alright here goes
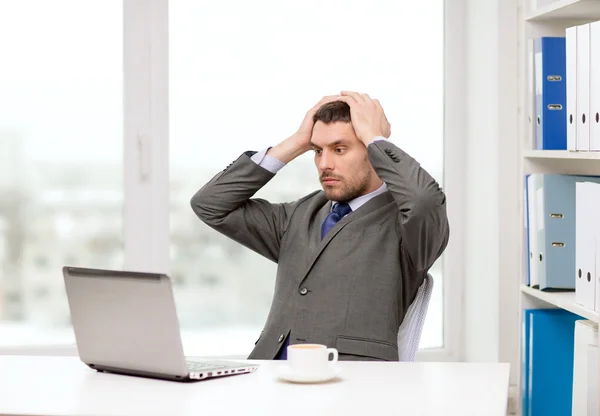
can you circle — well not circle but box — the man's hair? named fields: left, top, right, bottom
left=313, top=101, right=351, bottom=124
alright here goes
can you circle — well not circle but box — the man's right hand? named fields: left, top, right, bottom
left=266, top=95, right=342, bottom=164
left=291, top=95, right=344, bottom=152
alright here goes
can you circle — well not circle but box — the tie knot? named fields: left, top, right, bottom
left=321, top=202, right=352, bottom=240
left=332, top=202, right=352, bottom=217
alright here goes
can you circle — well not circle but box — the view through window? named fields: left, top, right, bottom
left=0, top=1, right=123, bottom=346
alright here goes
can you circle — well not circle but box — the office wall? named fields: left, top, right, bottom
left=462, top=0, right=520, bottom=382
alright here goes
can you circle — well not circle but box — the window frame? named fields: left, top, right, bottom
left=123, top=0, right=170, bottom=274
left=415, top=0, right=465, bottom=362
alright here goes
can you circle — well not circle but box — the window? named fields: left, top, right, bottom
left=169, top=0, right=444, bottom=355
left=0, top=1, right=123, bottom=344
left=0, top=0, right=452, bottom=358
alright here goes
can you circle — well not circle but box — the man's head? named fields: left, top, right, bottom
left=310, top=101, right=382, bottom=202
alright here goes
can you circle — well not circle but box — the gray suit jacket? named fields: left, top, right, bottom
left=190, top=140, right=449, bottom=361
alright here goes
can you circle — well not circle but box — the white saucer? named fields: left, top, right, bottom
left=276, top=364, right=341, bottom=383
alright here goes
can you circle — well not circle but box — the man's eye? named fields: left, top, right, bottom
left=335, top=148, right=345, bottom=153
left=313, top=149, right=322, bottom=155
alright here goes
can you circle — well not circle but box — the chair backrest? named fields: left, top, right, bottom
left=397, top=273, right=434, bottom=361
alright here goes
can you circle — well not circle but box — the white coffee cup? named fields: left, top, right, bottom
left=286, top=343, right=338, bottom=374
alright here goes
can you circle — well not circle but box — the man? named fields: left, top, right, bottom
left=191, top=91, right=449, bottom=361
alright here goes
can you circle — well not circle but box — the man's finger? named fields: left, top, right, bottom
left=310, top=95, right=342, bottom=112
left=373, top=99, right=391, bottom=137
left=374, top=99, right=389, bottom=121
left=360, top=93, right=374, bottom=105
left=323, top=94, right=342, bottom=102
left=341, top=91, right=366, bottom=105
left=317, top=95, right=342, bottom=106
left=336, top=95, right=359, bottom=107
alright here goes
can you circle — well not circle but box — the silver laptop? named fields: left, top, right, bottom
left=62, top=266, right=259, bottom=382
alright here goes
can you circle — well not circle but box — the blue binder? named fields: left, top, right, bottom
left=521, top=309, right=532, bottom=414
left=533, top=174, right=600, bottom=290
left=522, top=309, right=581, bottom=416
left=534, top=37, right=567, bottom=150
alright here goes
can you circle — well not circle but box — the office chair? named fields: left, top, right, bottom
left=397, top=273, right=434, bottom=361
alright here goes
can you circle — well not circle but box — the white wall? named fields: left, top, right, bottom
left=496, top=0, right=521, bottom=387
left=463, top=0, right=500, bottom=363
left=462, top=0, right=520, bottom=384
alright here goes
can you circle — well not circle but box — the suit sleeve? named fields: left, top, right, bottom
left=367, top=139, right=449, bottom=273
left=190, top=151, right=298, bottom=263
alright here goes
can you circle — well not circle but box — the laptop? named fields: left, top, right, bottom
left=62, top=266, right=259, bottom=382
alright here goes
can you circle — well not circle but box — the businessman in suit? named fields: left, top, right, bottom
left=191, top=91, right=449, bottom=361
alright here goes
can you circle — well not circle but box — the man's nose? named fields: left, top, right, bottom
left=318, top=151, right=334, bottom=171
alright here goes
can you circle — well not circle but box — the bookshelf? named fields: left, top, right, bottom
left=525, top=0, right=600, bottom=22
left=525, top=0, right=600, bottom=21
left=517, top=0, right=600, bottom=413
left=521, top=285, right=600, bottom=322
left=523, top=149, right=600, bottom=160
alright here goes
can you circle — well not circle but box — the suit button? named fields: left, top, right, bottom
left=278, top=334, right=284, bottom=343
left=299, top=287, right=308, bottom=295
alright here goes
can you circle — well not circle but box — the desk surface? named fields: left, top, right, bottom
left=0, top=355, right=509, bottom=416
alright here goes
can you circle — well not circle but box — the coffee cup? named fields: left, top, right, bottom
left=286, top=343, right=338, bottom=374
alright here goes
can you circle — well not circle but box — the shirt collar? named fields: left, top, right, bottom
left=331, top=182, right=388, bottom=212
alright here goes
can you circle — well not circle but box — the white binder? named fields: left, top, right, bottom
left=523, top=186, right=529, bottom=285
left=590, top=21, right=600, bottom=151
left=572, top=320, right=598, bottom=416
left=576, top=182, right=596, bottom=309
left=527, top=38, right=536, bottom=150
left=596, top=178, right=600, bottom=312
left=585, top=182, right=597, bottom=310
left=576, top=181, right=585, bottom=305
left=588, top=345, right=599, bottom=416
left=577, top=24, right=591, bottom=151
left=566, top=25, right=578, bottom=151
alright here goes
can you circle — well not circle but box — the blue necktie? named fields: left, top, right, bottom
left=321, top=202, right=352, bottom=240
left=276, top=335, right=290, bottom=360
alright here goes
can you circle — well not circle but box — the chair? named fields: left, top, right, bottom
left=396, top=273, right=434, bottom=361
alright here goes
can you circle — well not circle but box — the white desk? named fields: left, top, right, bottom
left=0, top=355, right=509, bottom=416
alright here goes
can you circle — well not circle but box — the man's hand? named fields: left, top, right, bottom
left=266, top=95, right=342, bottom=164
left=339, top=91, right=391, bottom=146
left=290, top=95, right=344, bottom=152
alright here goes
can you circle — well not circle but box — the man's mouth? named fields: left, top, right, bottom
left=322, top=178, right=340, bottom=184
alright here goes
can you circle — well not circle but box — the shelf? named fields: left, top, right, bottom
left=523, top=149, right=600, bottom=160
left=526, top=0, right=600, bottom=21
left=521, top=284, right=599, bottom=322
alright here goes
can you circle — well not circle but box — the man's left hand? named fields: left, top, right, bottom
left=339, top=91, right=392, bottom=146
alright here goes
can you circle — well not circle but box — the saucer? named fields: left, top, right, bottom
left=276, top=364, right=341, bottom=384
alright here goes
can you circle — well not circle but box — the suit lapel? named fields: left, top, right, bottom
left=308, top=200, right=332, bottom=251
left=297, top=191, right=393, bottom=287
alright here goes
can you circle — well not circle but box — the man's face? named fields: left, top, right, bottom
left=310, top=121, right=374, bottom=202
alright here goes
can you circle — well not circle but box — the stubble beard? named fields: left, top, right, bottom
left=322, top=168, right=372, bottom=202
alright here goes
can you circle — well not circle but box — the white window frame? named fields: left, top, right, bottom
left=1, top=0, right=465, bottom=361
left=123, top=0, right=170, bottom=274
left=415, top=0, right=466, bottom=362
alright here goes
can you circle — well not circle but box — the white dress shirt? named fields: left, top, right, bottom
left=250, top=136, right=389, bottom=215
